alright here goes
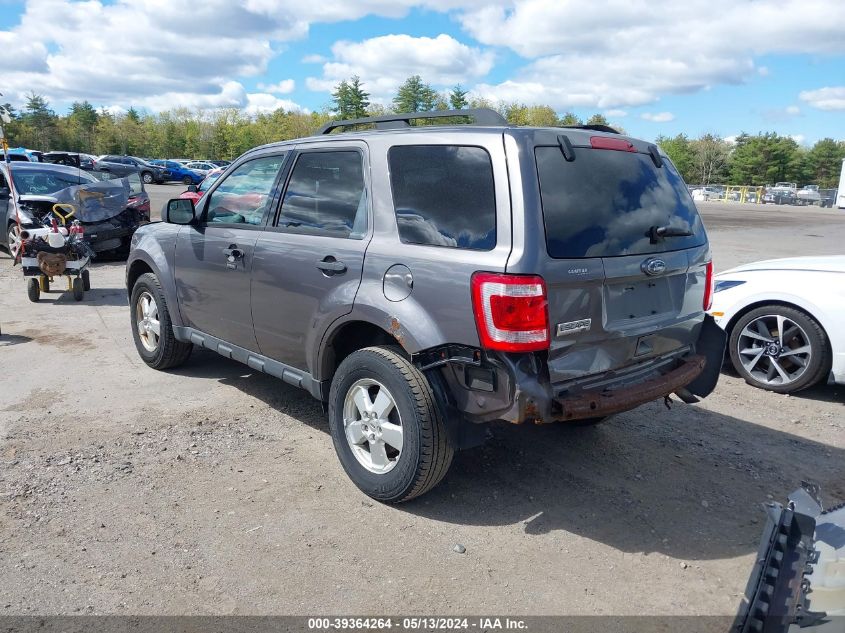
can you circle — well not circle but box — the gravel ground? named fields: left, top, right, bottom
left=0, top=194, right=843, bottom=615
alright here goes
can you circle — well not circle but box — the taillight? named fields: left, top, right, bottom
left=703, top=261, right=714, bottom=311
left=471, top=272, right=549, bottom=352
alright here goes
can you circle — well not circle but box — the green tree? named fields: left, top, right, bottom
left=332, top=76, right=370, bottom=120
left=331, top=80, right=351, bottom=118
left=691, top=133, right=731, bottom=184
left=806, top=138, right=845, bottom=188
left=21, top=92, right=57, bottom=149
left=729, top=133, right=803, bottom=185
left=393, top=75, right=437, bottom=114
left=449, top=85, right=469, bottom=110
left=586, top=113, right=609, bottom=127
left=655, top=133, right=695, bottom=182
left=559, top=112, right=582, bottom=126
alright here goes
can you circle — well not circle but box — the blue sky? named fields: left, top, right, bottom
left=1, top=0, right=844, bottom=144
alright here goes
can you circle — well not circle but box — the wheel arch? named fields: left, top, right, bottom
left=316, top=319, right=404, bottom=384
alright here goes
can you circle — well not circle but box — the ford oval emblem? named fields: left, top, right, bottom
left=642, top=258, right=667, bottom=276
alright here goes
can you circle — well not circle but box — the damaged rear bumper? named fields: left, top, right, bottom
left=438, top=315, right=726, bottom=424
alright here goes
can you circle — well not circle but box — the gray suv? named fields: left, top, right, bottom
left=126, top=109, right=726, bottom=503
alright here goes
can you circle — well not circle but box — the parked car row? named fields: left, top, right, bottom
left=5, top=148, right=231, bottom=185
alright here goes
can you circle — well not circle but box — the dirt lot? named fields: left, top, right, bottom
left=1, top=192, right=843, bottom=615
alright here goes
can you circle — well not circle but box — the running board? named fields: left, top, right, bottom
left=172, top=326, right=325, bottom=400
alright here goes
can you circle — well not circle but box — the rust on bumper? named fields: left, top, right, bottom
left=556, top=354, right=706, bottom=421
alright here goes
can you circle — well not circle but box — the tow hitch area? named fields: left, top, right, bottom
left=556, top=355, right=705, bottom=421
left=734, top=482, right=845, bottom=632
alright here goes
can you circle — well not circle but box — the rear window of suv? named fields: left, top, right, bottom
left=535, top=146, right=706, bottom=258
left=388, top=145, right=496, bottom=250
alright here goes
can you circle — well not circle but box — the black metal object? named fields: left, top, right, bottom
left=315, top=108, right=508, bottom=135
left=733, top=483, right=827, bottom=633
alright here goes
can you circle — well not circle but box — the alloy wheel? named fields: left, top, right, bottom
left=342, top=378, right=404, bottom=474
left=736, top=314, right=812, bottom=387
left=135, top=291, right=161, bottom=352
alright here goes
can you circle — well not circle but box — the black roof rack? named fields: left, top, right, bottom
left=315, top=108, right=508, bottom=135
left=560, top=124, right=620, bottom=134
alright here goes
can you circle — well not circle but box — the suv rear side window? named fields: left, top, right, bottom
left=388, top=145, right=496, bottom=250
left=277, top=151, right=367, bottom=239
left=535, top=146, right=706, bottom=258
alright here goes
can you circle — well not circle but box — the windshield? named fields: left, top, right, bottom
left=535, top=146, right=707, bottom=258
left=199, top=172, right=222, bottom=192
left=11, top=168, right=95, bottom=195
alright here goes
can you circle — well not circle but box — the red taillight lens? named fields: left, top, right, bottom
left=471, top=272, right=549, bottom=352
left=703, top=261, right=714, bottom=311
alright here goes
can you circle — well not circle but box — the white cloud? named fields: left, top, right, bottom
left=302, top=54, right=328, bottom=63
left=724, top=135, right=738, bottom=145
left=785, top=105, right=801, bottom=115
left=757, top=66, right=770, bottom=76
left=245, top=93, right=307, bottom=114
left=604, top=109, right=628, bottom=118
left=306, top=34, right=495, bottom=101
left=257, top=79, right=296, bottom=94
left=641, top=112, right=675, bottom=122
left=459, top=0, right=845, bottom=109
left=799, top=86, right=845, bottom=111
left=790, top=134, right=806, bottom=144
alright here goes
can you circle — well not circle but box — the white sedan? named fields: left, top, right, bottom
left=709, top=256, right=845, bottom=393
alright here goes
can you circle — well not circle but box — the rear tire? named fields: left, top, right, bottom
left=72, top=277, right=84, bottom=301
left=182, top=175, right=193, bottom=185
left=27, top=278, right=40, bottom=302
left=130, top=272, right=192, bottom=370
left=729, top=305, right=829, bottom=394
left=329, top=346, right=454, bottom=503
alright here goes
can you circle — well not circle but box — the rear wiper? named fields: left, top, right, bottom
left=647, top=225, right=693, bottom=244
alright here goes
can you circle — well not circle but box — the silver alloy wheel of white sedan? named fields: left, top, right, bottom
left=7, top=224, right=21, bottom=256
left=342, top=378, right=404, bottom=474
left=135, top=291, right=161, bottom=353
left=737, top=314, right=812, bottom=387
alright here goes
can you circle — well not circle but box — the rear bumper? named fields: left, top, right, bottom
left=439, top=315, right=726, bottom=424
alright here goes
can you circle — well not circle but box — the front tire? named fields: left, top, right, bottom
left=141, top=171, right=154, bottom=184
left=130, top=272, right=192, bottom=369
left=729, top=305, right=830, bottom=394
left=182, top=175, right=193, bottom=185
left=328, top=346, right=454, bottom=503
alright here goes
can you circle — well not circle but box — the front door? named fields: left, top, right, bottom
left=174, top=153, right=288, bottom=351
left=251, top=145, right=370, bottom=371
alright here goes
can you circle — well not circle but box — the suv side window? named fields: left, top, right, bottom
left=388, top=145, right=496, bottom=250
left=204, top=155, right=286, bottom=226
left=276, top=151, right=366, bottom=239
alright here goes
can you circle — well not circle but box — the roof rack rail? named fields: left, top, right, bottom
left=315, top=108, right=508, bottom=135
left=560, top=124, right=620, bottom=134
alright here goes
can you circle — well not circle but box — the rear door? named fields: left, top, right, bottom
left=174, top=153, right=287, bottom=351
left=251, top=143, right=370, bottom=371
left=528, top=138, right=709, bottom=383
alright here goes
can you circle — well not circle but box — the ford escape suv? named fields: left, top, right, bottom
left=126, top=108, right=725, bottom=503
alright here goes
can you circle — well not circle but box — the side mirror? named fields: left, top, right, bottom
left=187, top=184, right=198, bottom=193
left=164, top=198, right=196, bottom=225
left=0, top=186, right=9, bottom=199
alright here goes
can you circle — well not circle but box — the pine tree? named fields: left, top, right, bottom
left=449, top=85, right=469, bottom=110
left=347, top=76, right=370, bottom=119
left=393, top=75, right=437, bottom=113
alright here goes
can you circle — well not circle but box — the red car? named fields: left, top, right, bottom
left=179, top=167, right=224, bottom=204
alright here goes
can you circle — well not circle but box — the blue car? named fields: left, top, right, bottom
left=149, top=160, right=203, bottom=185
